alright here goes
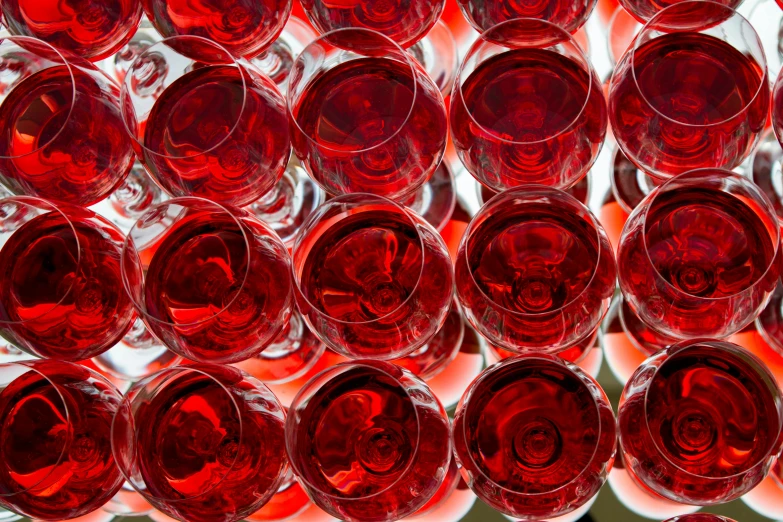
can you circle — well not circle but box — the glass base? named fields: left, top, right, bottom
left=106, top=161, right=165, bottom=233
left=741, top=0, right=783, bottom=78
left=251, top=17, right=317, bottom=93
left=749, top=128, right=783, bottom=222
left=476, top=171, right=591, bottom=207
left=109, top=16, right=161, bottom=83
left=407, top=20, right=458, bottom=95
left=394, top=302, right=464, bottom=380
left=402, top=161, right=456, bottom=231
left=92, top=318, right=180, bottom=381
left=245, top=157, right=326, bottom=246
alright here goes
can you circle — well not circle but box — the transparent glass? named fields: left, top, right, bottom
left=619, top=0, right=743, bottom=22
left=456, top=0, right=596, bottom=34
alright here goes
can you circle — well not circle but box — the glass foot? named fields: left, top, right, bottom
left=610, top=147, right=658, bottom=213
left=92, top=318, right=180, bottom=381
left=251, top=17, right=317, bottom=92
left=109, top=16, right=161, bottom=83
left=402, top=161, right=456, bottom=231
left=105, top=161, right=165, bottom=232
left=407, top=20, right=458, bottom=95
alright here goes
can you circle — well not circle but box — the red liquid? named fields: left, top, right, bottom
left=489, top=327, right=599, bottom=365
left=1, top=0, right=142, bottom=61
left=618, top=0, right=742, bottom=22
left=453, top=357, right=616, bottom=519
left=291, top=57, right=447, bottom=199
left=300, top=0, right=444, bottom=48
left=618, top=186, right=778, bottom=339
left=0, top=65, right=134, bottom=206
left=610, top=33, right=767, bottom=178
left=480, top=173, right=590, bottom=206
left=296, top=209, right=453, bottom=358
left=141, top=0, right=292, bottom=58
left=451, top=48, right=606, bottom=190
left=289, top=363, right=451, bottom=521
left=392, top=302, right=463, bottom=380
left=246, top=472, right=310, bottom=521
left=619, top=343, right=782, bottom=504
left=412, top=456, right=460, bottom=517
left=455, top=0, right=594, bottom=34
left=130, top=366, right=287, bottom=522
left=0, top=361, right=123, bottom=520
left=0, top=208, right=135, bottom=361
left=141, top=210, right=292, bottom=363
left=139, top=65, right=290, bottom=207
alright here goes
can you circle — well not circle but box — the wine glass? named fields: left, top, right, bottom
left=609, top=1, right=768, bottom=179
left=487, top=326, right=600, bottom=366
left=617, top=169, right=780, bottom=340
left=453, top=355, right=617, bottom=520
left=620, top=0, right=744, bottom=22
left=291, top=193, right=454, bottom=360
left=455, top=186, right=616, bottom=353
left=0, top=197, right=135, bottom=361
left=0, top=35, right=135, bottom=206
left=1, top=0, right=143, bottom=61
left=101, top=481, right=154, bottom=517
left=0, top=360, right=124, bottom=520
left=121, top=36, right=291, bottom=207
left=409, top=458, right=460, bottom=519
left=749, top=129, right=783, bottom=224
left=140, top=0, right=292, bottom=59
left=756, top=282, right=783, bottom=359
left=477, top=170, right=591, bottom=208
left=285, top=360, right=452, bottom=522
left=287, top=28, right=448, bottom=201
left=618, top=339, right=783, bottom=505
left=400, top=160, right=456, bottom=232
left=121, top=197, right=294, bottom=364
left=451, top=18, right=607, bottom=192
left=455, top=0, right=596, bottom=34
left=607, top=6, right=642, bottom=65
left=663, top=515, right=737, bottom=522
left=111, top=363, right=288, bottom=522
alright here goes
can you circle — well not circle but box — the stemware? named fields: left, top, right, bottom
left=748, top=129, right=783, bottom=224
left=111, top=363, right=288, bottom=522
left=477, top=171, right=591, bottom=208
left=121, top=36, right=291, bottom=207
left=291, top=194, right=454, bottom=360
left=453, top=355, right=617, bottom=520
left=287, top=28, right=448, bottom=201
left=609, top=1, right=768, bottom=179
left=0, top=360, right=124, bottom=520
left=0, top=35, right=134, bottom=206
left=663, top=516, right=737, bottom=522
left=617, top=169, right=780, bottom=339
left=245, top=469, right=311, bottom=521
left=619, top=0, right=743, bottom=22
left=0, top=0, right=143, bottom=61
left=455, top=186, right=616, bottom=353
left=285, top=360, right=452, bottom=522
left=0, top=197, right=135, bottom=360
left=451, top=18, right=606, bottom=192
left=455, top=0, right=596, bottom=34
left=121, top=197, right=294, bottom=364
left=618, top=340, right=783, bottom=505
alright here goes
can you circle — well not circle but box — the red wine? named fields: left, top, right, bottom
left=140, top=65, right=290, bottom=207
left=479, top=172, right=591, bottom=206
left=0, top=206, right=135, bottom=361
left=291, top=57, right=447, bottom=200
left=392, top=302, right=463, bottom=380
left=619, top=0, right=742, bottom=22
left=619, top=342, right=783, bottom=504
left=610, top=32, right=767, bottom=178
left=618, top=184, right=779, bottom=339
left=246, top=471, right=310, bottom=521
left=141, top=209, right=292, bottom=363
left=0, top=361, right=124, bottom=520
left=126, top=365, right=287, bottom=522
left=288, top=362, right=451, bottom=522
left=489, top=327, right=599, bottom=365
left=0, top=65, right=134, bottom=206
left=300, top=0, right=444, bottom=48
left=141, top=0, right=292, bottom=58
left=455, top=0, right=595, bottom=34
left=1, top=0, right=142, bottom=61
left=412, top=456, right=459, bottom=517
left=453, top=357, right=616, bottom=519
left=451, top=48, right=606, bottom=190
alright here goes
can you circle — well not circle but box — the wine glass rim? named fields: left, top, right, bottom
left=453, top=17, right=596, bottom=147
left=111, top=363, right=251, bottom=503
left=120, top=35, right=251, bottom=161
left=120, top=196, right=255, bottom=328
left=638, top=168, right=781, bottom=303
left=462, top=185, right=608, bottom=318
left=628, top=1, right=768, bottom=129
left=291, top=192, right=427, bottom=327
left=0, top=34, right=77, bottom=161
left=0, top=360, right=73, bottom=497
left=0, top=196, right=83, bottom=326
left=458, top=355, right=607, bottom=497
left=285, top=360, right=427, bottom=501
left=286, top=27, right=420, bottom=155
left=641, top=340, right=783, bottom=481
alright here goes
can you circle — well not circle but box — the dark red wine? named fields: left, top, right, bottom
left=300, top=0, right=444, bottom=48
left=288, top=362, right=451, bottom=522
left=0, top=65, right=134, bottom=206
left=412, top=456, right=459, bottom=517
left=246, top=471, right=310, bottom=521
left=141, top=0, right=292, bottom=58
left=610, top=32, right=767, bottom=178
left=451, top=48, right=606, bottom=190
left=1, top=0, right=142, bottom=61
left=453, top=357, right=616, bottom=519
left=619, top=0, right=742, bottom=22
left=140, top=65, right=290, bottom=207
left=0, top=207, right=135, bottom=361
left=619, top=342, right=783, bottom=504
left=489, top=327, right=599, bottom=365
left=0, top=361, right=123, bottom=520
left=291, top=57, right=447, bottom=199
left=392, top=302, right=463, bottom=380
left=455, top=0, right=594, bottom=34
